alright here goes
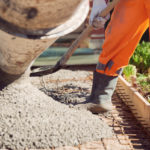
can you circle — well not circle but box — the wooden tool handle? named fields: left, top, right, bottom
left=31, top=0, right=121, bottom=76
left=99, top=0, right=120, bottom=17
left=51, top=0, right=121, bottom=67
left=57, top=25, right=93, bottom=66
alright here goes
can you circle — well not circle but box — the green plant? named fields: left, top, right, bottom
left=123, top=65, right=137, bottom=82
left=136, top=73, right=150, bottom=101
left=130, top=41, right=150, bottom=73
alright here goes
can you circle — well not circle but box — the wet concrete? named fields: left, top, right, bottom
left=0, top=70, right=113, bottom=150
left=38, top=70, right=94, bottom=105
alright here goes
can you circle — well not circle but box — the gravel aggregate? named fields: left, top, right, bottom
left=0, top=70, right=114, bottom=150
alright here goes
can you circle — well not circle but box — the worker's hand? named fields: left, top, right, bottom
left=89, top=0, right=109, bottom=25
left=92, top=16, right=107, bottom=29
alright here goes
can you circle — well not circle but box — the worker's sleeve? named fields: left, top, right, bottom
left=89, top=0, right=109, bottom=25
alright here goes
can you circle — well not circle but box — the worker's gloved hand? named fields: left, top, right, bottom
left=92, top=16, right=107, bottom=29
left=89, top=0, right=109, bottom=28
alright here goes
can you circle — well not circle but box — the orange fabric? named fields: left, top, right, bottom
left=96, top=0, right=149, bottom=76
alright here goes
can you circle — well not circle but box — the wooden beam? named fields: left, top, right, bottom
left=116, top=76, right=150, bottom=129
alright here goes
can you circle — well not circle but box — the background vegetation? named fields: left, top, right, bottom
left=123, top=42, right=150, bottom=102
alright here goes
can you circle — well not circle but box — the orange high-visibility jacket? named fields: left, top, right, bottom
left=96, top=0, right=149, bottom=76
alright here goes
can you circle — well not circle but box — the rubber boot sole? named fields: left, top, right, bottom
left=75, top=102, right=112, bottom=114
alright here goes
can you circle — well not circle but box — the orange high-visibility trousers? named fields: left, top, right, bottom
left=96, top=0, right=149, bottom=76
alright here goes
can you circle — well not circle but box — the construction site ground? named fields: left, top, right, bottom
left=31, top=69, right=150, bottom=150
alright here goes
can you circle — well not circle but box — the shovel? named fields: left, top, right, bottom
left=31, top=0, right=119, bottom=77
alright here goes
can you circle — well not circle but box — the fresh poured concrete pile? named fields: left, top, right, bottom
left=0, top=70, right=113, bottom=150
left=39, top=70, right=93, bottom=105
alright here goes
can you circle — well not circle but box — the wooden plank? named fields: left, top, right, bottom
left=116, top=76, right=150, bottom=128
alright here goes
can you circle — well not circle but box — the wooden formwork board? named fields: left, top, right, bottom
left=116, top=76, right=150, bottom=129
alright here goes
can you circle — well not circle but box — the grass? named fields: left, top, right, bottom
left=136, top=73, right=150, bottom=101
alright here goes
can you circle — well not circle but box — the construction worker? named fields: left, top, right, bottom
left=80, top=0, right=149, bottom=113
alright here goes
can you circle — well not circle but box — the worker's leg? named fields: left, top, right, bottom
left=77, top=0, right=149, bottom=114
left=97, top=0, right=149, bottom=76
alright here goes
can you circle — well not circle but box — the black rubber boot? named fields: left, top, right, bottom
left=77, top=71, right=119, bottom=113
